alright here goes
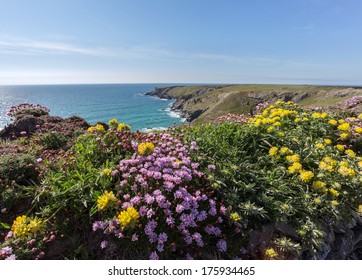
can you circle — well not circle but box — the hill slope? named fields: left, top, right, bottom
left=145, top=84, right=362, bottom=123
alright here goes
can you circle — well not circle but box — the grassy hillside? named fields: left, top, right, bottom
left=150, top=84, right=362, bottom=124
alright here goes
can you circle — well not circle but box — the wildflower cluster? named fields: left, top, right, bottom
left=88, top=123, right=106, bottom=133
left=93, top=133, right=229, bottom=259
left=7, top=103, right=50, bottom=119
left=10, top=215, right=43, bottom=239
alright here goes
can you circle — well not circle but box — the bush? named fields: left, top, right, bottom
left=40, top=132, right=67, bottom=150
left=7, top=103, right=50, bottom=120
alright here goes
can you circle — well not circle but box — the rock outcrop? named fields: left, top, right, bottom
left=0, top=114, right=89, bottom=140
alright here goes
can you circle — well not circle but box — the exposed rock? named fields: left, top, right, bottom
left=0, top=113, right=90, bottom=140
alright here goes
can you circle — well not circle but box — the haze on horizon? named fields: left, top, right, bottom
left=0, top=0, right=361, bottom=86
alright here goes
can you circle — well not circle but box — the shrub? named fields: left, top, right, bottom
left=40, top=132, right=67, bottom=150
left=7, top=103, right=50, bottom=120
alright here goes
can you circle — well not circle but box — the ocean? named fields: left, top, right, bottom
left=0, top=84, right=185, bottom=131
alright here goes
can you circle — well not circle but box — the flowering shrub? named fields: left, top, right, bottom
left=92, top=133, right=230, bottom=259
left=180, top=101, right=362, bottom=259
left=7, top=103, right=50, bottom=120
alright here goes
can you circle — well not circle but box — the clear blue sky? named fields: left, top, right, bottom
left=0, top=0, right=361, bottom=85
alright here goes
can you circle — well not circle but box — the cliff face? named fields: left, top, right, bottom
left=145, top=85, right=362, bottom=123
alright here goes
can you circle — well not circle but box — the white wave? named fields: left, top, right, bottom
left=141, top=127, right=167, bottom=132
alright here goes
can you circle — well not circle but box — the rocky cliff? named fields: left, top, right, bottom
left=145, top=85, right=362, bottom=123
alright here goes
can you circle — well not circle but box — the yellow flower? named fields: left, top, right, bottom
left=319, top=161, right=333, bottom=172
left=339, top=161, right=349, bottom=167
left=108, top=118, right=118, bottom=127
left=328, top=119, right=338, bottom=126
left=299, top=170, right=314, bottom=182
left=138, top=142, right=155, bottom=156
left=323, top=156, right=337, bottom=167
left=338, top=166, right=355, bottom=177
left=87, top=126, right=95, bottom=133
left=340, top=132, right=350, bottom=140
left=338, top=119, right=346, bottom=124
left=311, top=112, right=322, bottom=119
left=335, top=144, right=345, bottom=152
left=345, top=149, right=356, bottom=158
left=337, top=123, right=350, bottom=131
left=331, top=200, right=339, bottom=206
left=267, top=126, right=274, bottom=133
left=288, top=162, right=303, bottom=174
left=329, top=188, right=339, bottom=197
left=280, top=147, right=291, bottom=155
left=323, top=139, right=332, bottom=145
left=314, top=198, right=322, bottom=204
left=354, top=127, right=362, bottom=134
left=312, top=181, right=327, bottom=193
left=315, top=143, right=325, bottom=149
left=294, top=118, right=301, bottom=123
left=117, top=123, right=131, bottom=131
left=358, top=161, right=362, bottom=169
left=230, top=212, right=241, bottom=222
left=286, top=154, right=300, bottom=163
left=117, top=207, right=140, bottom=229
left=95, top=124, right=105, bottom=132
left=269, top=147, right=279, bottom=157
left=101, top=168, right=112, bottom=176
left=359, top=114, right=362, bottom=120
left=277, top=132, right=285, bottom=137
left=358, top=205, right=362, bottom=214
left=265, top=248, right=278, bottom=259
left=28, top=218, right=43, bottom=234
left=11, top=215, right=29, bottom=238
left=97, top=191, right=117, bottom=210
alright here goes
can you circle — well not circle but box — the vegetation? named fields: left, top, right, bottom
left=0, top=99, right=362, bottom=260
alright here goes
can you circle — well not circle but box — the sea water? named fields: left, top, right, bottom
left=0, top=84, right=185, bottom=131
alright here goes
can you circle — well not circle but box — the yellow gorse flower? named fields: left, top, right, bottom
left=88, top=124, right=105, bottom=133
left=108, top=118, right=118, bottom=127
left=299, top=170, right=314, bottom=182
left=117, top=207, right=140, bottom=229
left=11, top=215, right=44, bottom=238
left=323, top=138, right=332, bottom=145
left=288, top=162, right=303, bottom=174
left=329, top=188, right=339, bottom=197
left=265, top=248, right=278, bottom=259
left=97, top=191, right=117, bottom=210
left=340, top=132, right=350, bottom=140
left=328, top=119, right=338, bottom=126
left=286, top=154, right=300, bottom=163
left=138, top=142, right=155, bottom=156
left=11, top=215, right=29, bottom=238
left=230, top=212, right=241, bottom=222
left=312, top=181, right=327, bottom=193
left=345, top=149, right=356, bottom=158
left=101, top=168, right=112, bottom=176
left=315, top=143, right=325, bottom=149
left=338, top=166, right=356, bottom=177
left=354, top=127, right=362, bottom=134
left=335, top=144, right=345, bottom=152
left=337, top=123, right=350, bottom=131
left=117, top=123, right=131, bottom=131
left=28, top=218, right=43, bottom=234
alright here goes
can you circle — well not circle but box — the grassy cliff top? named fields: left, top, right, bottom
left=149, top=84, right=362, bottom=123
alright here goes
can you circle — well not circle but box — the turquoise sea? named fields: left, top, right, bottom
left=0, top=84, right=185, bottom=131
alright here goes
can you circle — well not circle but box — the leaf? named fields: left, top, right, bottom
left=0, top=221, right=10, bottom=229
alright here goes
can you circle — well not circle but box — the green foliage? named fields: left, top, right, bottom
left=0, top=153, right=37, bottom=182
left=40, top=132, right=67, bottom=150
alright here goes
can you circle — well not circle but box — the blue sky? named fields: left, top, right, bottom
left=0, top=0, right=361, bottom=85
